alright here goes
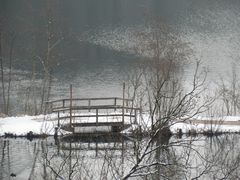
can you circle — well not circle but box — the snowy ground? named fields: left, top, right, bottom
left=0, top=115, right=57, bottom=136
left=1, top=113, right=240, bottom=136
left=170, top=116, right=240, bottom=134
left=0, top=112, right=136, bottom=136
left=170, top=122, right=240, bottom=134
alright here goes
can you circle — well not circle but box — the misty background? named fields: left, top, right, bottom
left=1, top=0, right=240, bottom=114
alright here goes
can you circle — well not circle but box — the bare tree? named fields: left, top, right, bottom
left=217, top=63, right=240, bottom=116
left=39, top=0, right=65, bottom=114
left=0, top=7, right=18, bottom=115
left=122, top=20, right=216, bottom=179
left=19, top=0, right=65, bottom=115
left=0, top=13, right=6, bottom=114
left=5, top=33, right=16, bottom=115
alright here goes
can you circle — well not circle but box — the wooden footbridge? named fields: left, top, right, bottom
left=46, top=84, right=141, bottom=134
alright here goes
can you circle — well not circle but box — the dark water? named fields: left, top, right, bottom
left=2, top=0, right=239, bottom=113
left=1, top=134, right=240, bottom=179
left=56, top=0, right=240, bottom=86
left=3, top=0, right=240, bottom=86
left=0, top=0, right=239, bottom=116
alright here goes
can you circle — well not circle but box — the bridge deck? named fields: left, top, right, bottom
left=46, top=96, right=140, bottom=134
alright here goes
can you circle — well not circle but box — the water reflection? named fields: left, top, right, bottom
left=1, top=134, right=240, bottom=179
left=40, top=134, right=136, bottom=179
left=4, top=0, right=240, bottom=115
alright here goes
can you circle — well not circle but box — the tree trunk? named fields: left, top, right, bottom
left=6, top=34, right=16, bottom=115
left=0, top=31, right=6, bottom=114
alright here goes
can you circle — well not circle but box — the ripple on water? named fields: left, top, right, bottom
left=0, top=139, right=35, bottom=180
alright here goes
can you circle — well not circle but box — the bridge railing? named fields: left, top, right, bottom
left=46, top=97, right=134, bottom=112
left=45, top=97, right=140, bottom=128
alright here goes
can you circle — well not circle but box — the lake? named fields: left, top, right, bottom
left=2, top=0, right=240, bottom=105
left=1, top=134, right=240, bottom=179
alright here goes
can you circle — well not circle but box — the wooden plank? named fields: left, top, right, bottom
left=61, top=146, right=125, bottom=151
left=46, top=97, right=133, bottom=104
left=71, top=122, right=123, bottom=127
left=52, top=105, right=122, bottom=111
left=52, top=105, right=140, bottom=112
left=61, top=122, right=129, bottom=133
left=57, top=114, right=136, bottom=120
left=74, top=126, right=112, bottom=133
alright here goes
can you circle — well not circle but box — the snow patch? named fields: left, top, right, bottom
left=170, top=122, right=240, bottom=134
left=1, top=114, right=240, bottom=136
left=0, top=115, right=56, bottom=136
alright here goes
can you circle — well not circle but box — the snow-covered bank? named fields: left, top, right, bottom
left=171, top=116, right=240, bottom=134
left=1, top=114, right=240, bottom=136
left=170, top=122, right=240, bottom=134
left=0, top=115, right=57, bottom=136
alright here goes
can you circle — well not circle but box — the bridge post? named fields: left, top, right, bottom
left=134, top=109, right=137, bottom=124
left=88, top=99, right=91, bottom=112
left=63, top=99, right=65, bottom=108
left=63, top=100, right=65, bottom=113
left=114, top=98, right=117, bottom=111
left=57, top=111, right=60, bottom=127
left=70, top=84, right=72, bottom=126
left=122, top=83, right=125, bottom=125
left=96, top=108, right=98, bottom=124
